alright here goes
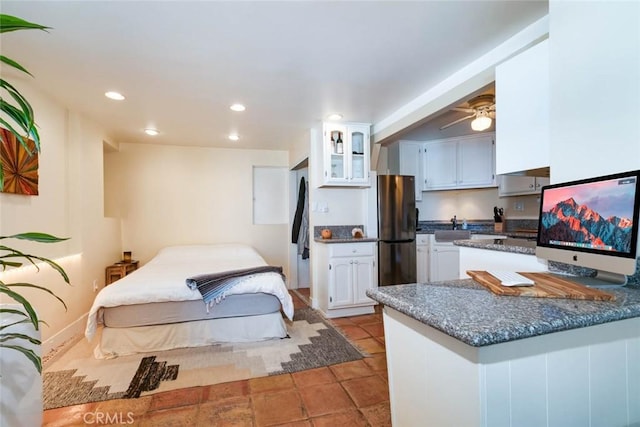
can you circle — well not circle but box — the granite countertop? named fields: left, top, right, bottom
left=366, top=280, right=640, bottom=347
left=454, top=238, right=537, bottom=255
left=314, top=237, right=377, bottom=244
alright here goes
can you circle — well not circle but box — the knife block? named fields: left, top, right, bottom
left=494, top=220, right=504, bottom=232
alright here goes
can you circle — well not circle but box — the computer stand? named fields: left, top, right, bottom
left=549, top=270, right=628, bottom=289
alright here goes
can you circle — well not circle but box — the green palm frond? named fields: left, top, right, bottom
left=0, top=14, right=50, bottom=33
left=0, top=14, right=48, bottom=189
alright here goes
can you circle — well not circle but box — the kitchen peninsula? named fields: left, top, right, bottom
left=366, top=279, right=640, bottom=426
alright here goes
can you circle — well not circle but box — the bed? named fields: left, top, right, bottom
left=85, top=244, right=294, bottom=359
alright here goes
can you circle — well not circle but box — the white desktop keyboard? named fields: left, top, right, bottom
left=487, top=270, right=535, bottom=287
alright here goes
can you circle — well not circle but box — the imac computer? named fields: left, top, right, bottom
left=536, top=170, right=640, bottom=288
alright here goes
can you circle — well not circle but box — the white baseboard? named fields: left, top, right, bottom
left=42, top=312, right=87, bottom=361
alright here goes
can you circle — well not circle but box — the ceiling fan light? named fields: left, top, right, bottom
left=471, top=115, right=492, bottom=131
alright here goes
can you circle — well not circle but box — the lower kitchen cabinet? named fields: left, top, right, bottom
left=429, top=244, right=459, bottom=282
left=316, top=241, right=378, bottom=318
left=416, top=235, right=430, bottom=283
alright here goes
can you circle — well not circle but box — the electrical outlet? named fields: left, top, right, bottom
left=92, top=279, right=99, bottom=292
left=514, top=201, right=525, bottom=211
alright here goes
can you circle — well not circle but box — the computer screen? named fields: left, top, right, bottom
left=536, top=170, right=640, bottom=287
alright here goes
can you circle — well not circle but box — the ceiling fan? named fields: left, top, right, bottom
left=440, top=94, right=496, bottom=131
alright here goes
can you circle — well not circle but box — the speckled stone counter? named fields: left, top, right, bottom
left=454, top=238, right=536, bottom=255
left=366, top=280, right=640, bottom=347
left=416, top=219, right=538, bottom=240
left=313, top=224, right=376, bottom=243
left=314, top=237, right=377, bottom=243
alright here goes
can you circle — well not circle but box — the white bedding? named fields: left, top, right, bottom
left=85, top=243, right=294, bottom=340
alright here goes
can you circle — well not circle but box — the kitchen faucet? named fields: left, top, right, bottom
left=451, top=215, right=458, bottom=230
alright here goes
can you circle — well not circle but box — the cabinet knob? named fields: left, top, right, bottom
left=354, top=260, right=359, bottom=265
left=529, top=183, right=535, bottom=188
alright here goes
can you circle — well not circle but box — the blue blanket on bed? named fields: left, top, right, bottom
left=186, top=266, right=284, bottom=307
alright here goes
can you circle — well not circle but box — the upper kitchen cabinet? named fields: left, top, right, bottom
left=498, top=175, right=550, bottom=197
left=424, top=133, right=496, bottom=190
left=398, top=141, right=424, bottom=201
left=321, top=122, right=371, bottom=187
left=495, top=39, right=549, bottom=175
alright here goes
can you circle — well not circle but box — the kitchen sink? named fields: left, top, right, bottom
left=433, top=230, right=471, bottom=242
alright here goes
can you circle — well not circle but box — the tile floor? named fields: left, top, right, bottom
left=42, top=289, right=391, bottom=426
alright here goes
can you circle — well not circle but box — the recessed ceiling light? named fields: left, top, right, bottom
left=327, top=113, right=343, bottom=121
left=228, top=134, right=240, bottom=141
left=144, top=128, right=159, bottom=136
left=230, top=104, right=246, bottom=112
left=105, top=91, right=125, bottom=101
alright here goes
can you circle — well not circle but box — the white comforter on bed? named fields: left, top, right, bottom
left=85, top=244, right=294, bottom=340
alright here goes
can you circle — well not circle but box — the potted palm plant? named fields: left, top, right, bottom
left=1, top=13, right=69, bottom=426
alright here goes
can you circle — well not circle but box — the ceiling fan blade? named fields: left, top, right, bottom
left=440, top=114, right=475, bottom=130
left=452, top=107, right=475, bottom=114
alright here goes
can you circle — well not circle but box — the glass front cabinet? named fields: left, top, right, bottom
left=322, top=122, right=371, bottom=187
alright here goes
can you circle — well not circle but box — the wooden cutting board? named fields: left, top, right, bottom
left=466, top=270, right=616, bottom=301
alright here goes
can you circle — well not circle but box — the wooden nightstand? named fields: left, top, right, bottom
left=105, top=260, right=139, bottom=285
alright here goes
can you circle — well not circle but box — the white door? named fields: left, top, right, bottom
left=348, top=125, right=370, bottom=184
left=416, top=244, right=429, bottom=283
left=424, top=140, right=457, bottom=190
left=430, top=245, right=460, bottom=281
left=399, top=141, right=424, bottom=201
left=457, top=135, right=495, bottom=188
left=352, top=256, right=375, bottom=305
left=328, top=258, right=353, bottom=308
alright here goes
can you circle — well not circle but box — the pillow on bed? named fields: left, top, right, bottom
left=150, top=244, right=263, bottom=265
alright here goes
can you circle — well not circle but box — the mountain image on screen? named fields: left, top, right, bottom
left=539, top=197, right=633, bottom=253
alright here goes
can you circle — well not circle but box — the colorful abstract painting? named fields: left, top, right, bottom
left=0, top=127, right=39, bottom=195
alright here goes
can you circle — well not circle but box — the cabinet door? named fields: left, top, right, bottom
left=497, top=175, right=549, bottom=196
left=429, top=246, right=459, bottom=282
left=495, top=40, right=549, bottom=174
left=416, top=244, right=429, bottom=283
left=534, top=176, right=550, bottom=191
left=347, top=125, right=370, bottom=185
left=352, top=256, right=376, bottom=305
left=322, top=123, right=370, bottom=187
left=399, top=141, right=424, bottom=201
left=328, top=258, right=353, bottom=308
left=324, top=124, right=348, bottom=184
left=457, top=135, right=495, bottom=188
left=424, top=140, right=457, bottom=190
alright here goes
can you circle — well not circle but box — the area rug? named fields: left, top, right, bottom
left=43, top=308, right=365, bottom=410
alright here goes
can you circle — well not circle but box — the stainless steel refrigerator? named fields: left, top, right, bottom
left=377, top=175, right=417, bottom=286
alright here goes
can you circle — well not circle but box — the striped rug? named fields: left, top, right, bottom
left=43, top=308, right=364, bottom=410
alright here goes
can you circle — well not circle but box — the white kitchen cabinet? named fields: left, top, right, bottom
left=497, top=175, right=550, bottom=197
left=321, top=122, right=370, bottom=187
left=398, top=140, right=424, bottom=201
left=495, top=39, right=549, bottom=175
left=424, top=133, right=495, bottom=191
left=416, top=235, right=430, bottom=283
left=429, top=244, right=459, bottom=282
left=316, top=241, right=377, bottom=318
left=423, top=140, right=457, bottom=190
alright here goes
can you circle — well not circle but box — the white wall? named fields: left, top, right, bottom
left=105, top=143, right=290, bottom=275
left=549, top=1, right=640, bottom=182
left=0, top=80, right=121, bottom=347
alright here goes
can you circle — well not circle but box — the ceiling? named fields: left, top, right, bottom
left=1, top=1, right=547, bottom=152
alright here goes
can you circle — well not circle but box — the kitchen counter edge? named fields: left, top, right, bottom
left=366, top=280, right=640, bottom=347
left=314, top=237, right=378, bottom=244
